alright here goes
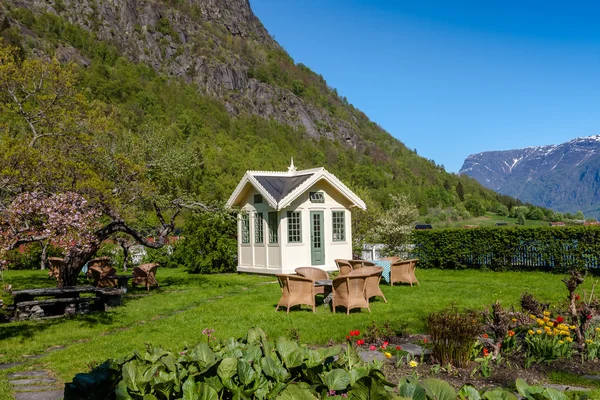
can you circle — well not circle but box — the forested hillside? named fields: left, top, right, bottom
left=0, top=0, right=523, bottom=219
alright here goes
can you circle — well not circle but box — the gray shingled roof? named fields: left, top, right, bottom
left=255, top=173, right=313, bottom=202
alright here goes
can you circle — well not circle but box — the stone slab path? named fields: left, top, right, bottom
left=6, top=368, right=62, bottom=400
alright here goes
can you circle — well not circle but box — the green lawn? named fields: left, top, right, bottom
left=0, top=267, right=594, bottom=395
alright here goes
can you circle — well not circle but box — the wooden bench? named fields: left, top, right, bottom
left=11, top=286, right=125, bottom=321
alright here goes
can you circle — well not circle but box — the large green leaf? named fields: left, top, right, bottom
left=182, top=377, right=199, bottom=400
left=242, top=344, right=263, bottom=364
left=397, top=379, right=426, bottom=400
left=142, top=395, right=158, bottom=400
left=261, top=356, right=289, bottom=382
left=247, top=327, right=267, bottom=345
left=196, top=382, right=219, bottom=400
left=276, top=383, right=317, bottom=400
left=238, top=359, right=256, bottom=386
left=458, top=384, right=481, bottom=400
left=276, top=338, right=299, bottom=362
left=122, top=362, right=139, bottom=393
left=317, top=346, right=341, bottom=360
left=188, top=343, right=217, bottom=369
left=217, top=358, right=238, bottom=381
left=321, top=369, right=351, bottom=391
left=115, top=380, right=133, bottom=400
left=349, top=376, right=393, bottom=400
left=540, top=388, right=569, bottom=400
left=482, top=389, right=518, bottom=400
left=203, top=375, right=223, bottom=393
left=305, top=349, right=324, bottom=369
left=421, top=378, right=457, bottom=400
left=349, top=367, right=369, bottom=386
left=284, top=348, right=305, bottom=369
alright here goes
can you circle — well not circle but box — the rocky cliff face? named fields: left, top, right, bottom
left=460, top=135, right=600, bottom=217
left=1, top=0, right=365, bottom=149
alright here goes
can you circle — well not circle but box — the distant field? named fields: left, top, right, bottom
left=428, top=212, right=553, bottom=229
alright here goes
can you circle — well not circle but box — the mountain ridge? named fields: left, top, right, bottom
left=460, top=135, right=600, bottom=217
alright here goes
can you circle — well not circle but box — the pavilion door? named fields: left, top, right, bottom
left=310, top=211, right=325, bottom=265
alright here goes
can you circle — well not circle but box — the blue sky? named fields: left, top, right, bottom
left=249, top=0, right=600, bottom=173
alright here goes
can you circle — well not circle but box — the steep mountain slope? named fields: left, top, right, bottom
left=0, top=0, right=519, bottom=214
left=460, top=135, right=600, bottom=217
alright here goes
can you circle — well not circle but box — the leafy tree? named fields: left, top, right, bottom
left=456, top=182, right=465, bottom=202
left=517, top=213, right=526, bottom=226
left=374, top=194, right=419, bottom=256
left=526, top=207, right=545, bottom=221
left=170, top=212, right=237, bottom=274
left=0, top=41, right=208, bottom=286
left=496, top=204, right=509, bottom=217
left=511, top=206, right=529, bottom=219
left=464, top=198, right=486, bottom=217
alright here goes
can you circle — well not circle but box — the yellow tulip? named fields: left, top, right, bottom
left=537, top=319, right=545, bottom=326
left=529, top=314, right=537, bottom=320
left=547, top=321, right=554, bottom=327
left=558, top=340, right=564, bottom=344
left=570, top=325, right=577, bottom=330
left=409, top=360, right=418, bottom=368
left=596, top=327, right=600, bottom=332
left=543, top=316, right=550, bottom=323
left=586, top=339, right=593, bottom=344
left=384, top=352, right=392, bottom=359
left=528, top=329, right=535, bottom=335
left=566, top=337, right=573, bottom=343
left=536, top=329, right=542, bottom=335
left=543, top=311, right=551, bottom=317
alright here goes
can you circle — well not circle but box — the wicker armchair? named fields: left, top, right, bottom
left=331, top=274, right=370, bottom=315
left=390, top=259, right=420, bottom=286
left=295, top=267, right=329, bottom=295
left=334, top=259, right=353, bottom=275
left=86, top=256, right=112, bottom=279
left=348, top=260, right=376, bottom=270
left=89, top=265, right=117, bottom=287
left=132, top=263, right=160, bottom=291
left=275, top=274, right=316, bottom=313
left=349, top=266, right=387, bottom=302
left=47, top=257, right=64, bottom=281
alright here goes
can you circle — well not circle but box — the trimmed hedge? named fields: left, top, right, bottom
left=412, top=226, right=600, bottom=272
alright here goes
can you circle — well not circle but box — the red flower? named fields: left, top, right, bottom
left=349, top=329, right=361, bottom=337
left=423, top=338, right=428, bottom=344
left=556, top=316, right=564, bottom=323
left=482, top=333, right=489, bottom=339
left=381, top=341, right=389, bottom=349
left=575, top=294, right=581, bottom=301
left=587, top=315, right=592, bottom=320
left=507, top=330, right=515, bottom=337
left=396, top=345, right=402, bottom=350
left=356, top=339, right=365, bottom=346
left=346, top=336, right=351, bottom=340
left=369, top=345, right=376, bottom=351
left=483, top=348, right=489, bottom=356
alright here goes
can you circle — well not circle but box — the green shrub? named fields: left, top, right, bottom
left=64, top=327, right=395, bottom=399
left=173, top=212, right=237, bottom=274
left=412, top=226, right=600, bottom=271
left=427, top=306, right=481, bottom=368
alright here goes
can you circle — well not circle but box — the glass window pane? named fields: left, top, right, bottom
left=332, top=211, right=345, bottom=241
left=268, top=212, right=278, bottom=243
left=255, top=212, right=264, bottom=243
left=287, top=211, right=301, bottom=243
left=241, top=214, right=250, bottom=243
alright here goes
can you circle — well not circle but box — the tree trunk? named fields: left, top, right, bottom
left=122, top=245, right=130, bottom=272
left=39, top=241, right=49, bottom=270
left=58, top=245, right=99, bottom=287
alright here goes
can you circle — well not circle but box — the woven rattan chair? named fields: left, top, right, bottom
left=275, top=274, right=316, bottom=313
left=334, top=259, right=353, bottom=275
left=331, top=274, right=370, bottom=315
left=295, top=267, right=329, bottom=295
left=349, top=266, right=387, bottom=303
left=89, top=265, right=117, bottom=287
left=132, top=263, right=160, bottom=291
left=47, top=257, right=64, bottom=281
left=348, top=259, right=376, bottom=270
left=86, top=256, right=112, bottom=279
left=390, top=259, right=420, bottom=286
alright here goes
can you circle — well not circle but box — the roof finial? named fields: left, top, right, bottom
left=287, top=157, right=297, bottom=173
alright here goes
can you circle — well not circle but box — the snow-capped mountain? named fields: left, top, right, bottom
left=459, top=135, right=600, bottom=217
